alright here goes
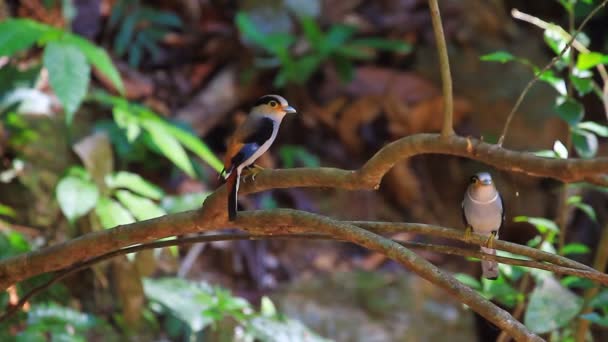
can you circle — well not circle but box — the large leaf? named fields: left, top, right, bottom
left=576, top=52, right=608, bottom=70
left=140, top=119, right=195, bottom=177
left=62, top=34, right=124, bottom=94
left=524, top=277, right=582, bottom=334
left=0, top=19, right=48, bottom=56
left=56, top=174, right=99, bottom=223
left=95, top=197, right=135, bottom=229
left=105, top=171, right=163, bottom=200
left=43, top=41, right=91, bottom=124
left=115, top=190, right=165, bottom=221
left=162, top=123, right=223, bottom=173
left=143, top=277, right=215, bottom=332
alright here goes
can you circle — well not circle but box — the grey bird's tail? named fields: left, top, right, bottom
left=480, top=246, right=499, bottom=280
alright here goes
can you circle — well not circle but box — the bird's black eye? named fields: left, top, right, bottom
left=268, top=100, right=278, bottom=108
left=470, top=176, right=478, bottom=184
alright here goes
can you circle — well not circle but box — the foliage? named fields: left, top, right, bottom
left=144, top=277, right=329, bottom=341
left=107, top=0, right=182, bottom=67
left=0, top=19, right=124, bottom=123
left=236, top=13, right=411, bottom=87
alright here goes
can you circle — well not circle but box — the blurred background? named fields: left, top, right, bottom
left=1, top=0, right=608, bottom=341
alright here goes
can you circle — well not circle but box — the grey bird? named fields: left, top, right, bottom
left=462, top=172, right=504, bottom=280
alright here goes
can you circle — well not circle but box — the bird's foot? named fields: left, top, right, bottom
left=464, top=226, right=473, bottom=242
left=242, top=166, right=264, bottom=182
left=485, top=231, right=497, bottom=249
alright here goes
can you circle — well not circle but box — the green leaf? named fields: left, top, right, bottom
left=553, top=140, right=569, bottom=159
left=43, top=41, right=91, bottom=124
left=62, top=34, right=124, bottom=94
left=524, top=277, right=582, bottom=334
left=260, top=296, right=277, bottom=317
left=115, top=190, right=165, bottom=221
left=480, top=51, right=516, bottom=63
left=300, top=16, right=324, bottom=51
left=454, top=273, right=481, bottom=289
left=559, top=243, right=590, bottom=256
left=571, top=128, right=598, bottom=159
left=514, top=216, right=559, bottom=234
left=113, top=106, right=141, bottom=142
left=95, top=197, right=135, bottom=229
left=162, top=124, right=224, bottom=173
left=56, top=174, right=99, bottom=223
left=577, top=121, right=608, bottom=137
left=349, top=38, right=412, bottom=53
left=576, top=52, right=608, bottom=70
left=161, top=192, right=210, bottom=214
left=580, top=312, right=608, bottom=327
left=569, top=75, right=593, bottom=96
left=0, top=204, right=16, bottom=218
left=140, top=119, right=195, bottom=177
left=105, top=171, right=163, bottom=200
left=246, top=316, right=331, bottom=342
left=554, top=97, right=584, bottom=126
left=143, top=277, right=216, bottom=332
left=560, top=276, right=594, bottom=290
left=0, top=19, right=48, bottom=56
left=544, top=25, right=570, bottom=58
left=324, top=24, right=356, bottom=53
left=589, top=289, right=608, bottom=308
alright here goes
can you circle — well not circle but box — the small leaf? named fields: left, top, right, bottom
left=140, top=119, right=195, bottom=177
left=559, top=243, right=590, bottom=256
left=554, top=97, right=584, bottom=126
left=349, top=38, right=412, bottom=53
left=454, top=273, right=481, bottom=289
left=580, top=313, right=608, bottom=327
left=43, top=41, right=91, bottom=124
left=105, top=171, right=163, bottom=200
left=260, top=296, right=277, bottom=317
left=56, top=174, right=99, bottom=223
left=162, top=123, right=223, bottom=173
left=480, top=51, right=516, bottom=63
left=576, top=52, right=608, bottom=70
left=514, top=216, right=559, bottom=234
left=553, top=140, right=568, bottom=159
left=113, top=106, right=141, bottom=142
left=589, top=289, right=608, bottom=309
left=0, top=204, right=16, bottom=218
left=572, top=202, right=597, bottom=222
left=569, top=75, right=593, bottom=96
left=577, top=121, right=608, bottom=137
left=524, top=277, right=582, bottom=334
left=115, top=190, right=165, bottom=221
left=95, top=197, right=135, bottom=229
left=560, top=276, right=594, bottom=290
left=571, top=128, right=598, bottom=159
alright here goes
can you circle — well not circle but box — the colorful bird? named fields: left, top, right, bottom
left=462, top=172, right=505, bottom=280
left=220, top=95, right=296, bottom=221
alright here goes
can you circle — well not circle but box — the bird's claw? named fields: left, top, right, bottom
left=485, top=231, right=497, bottom=249
left=242, top=165, right=264, bottom=182
left=464, top=226, right=473, bottom=242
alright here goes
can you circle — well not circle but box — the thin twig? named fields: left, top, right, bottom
left=575, top=223, right=608, bottom=342
left=497, top=0, right=608, bottom=146
left=428, top=0, right=454, bottom=137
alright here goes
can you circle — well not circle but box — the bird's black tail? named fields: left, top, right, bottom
left=226, top=171, right=239, bottom=221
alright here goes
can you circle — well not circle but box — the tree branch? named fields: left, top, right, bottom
left=428, top=0, right=454, bottom=137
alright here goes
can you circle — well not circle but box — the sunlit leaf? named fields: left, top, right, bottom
left=553, top=140, right=568, bottom=159
left=0, top=204, right=16, bottom=218
left=576, top=52, right=608, bottom=70
left=140, top=119, right=195, bottom=177
left=524, top=276, right=582, bottom=334
left=480, top=51, right=516, bottom=63
left=95, top=197, right=135, bottom=229
left=514, top=216, right=559, bottom=233
left=115, top=190, right=165, bottom=221
left=559, top=243, right=590, bottom=256
left=43, top=41, right=90, bottom=124
left=105, top=171, right=163, bottom=200
left=571, top=128, right=598, bottom=159
left=56, top=173, right=99, bottom=223
left=577, top=121, right=608, bottom=137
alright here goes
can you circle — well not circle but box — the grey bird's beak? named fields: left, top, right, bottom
left=481, top=179, right=492, bottom=185
left=283, top=105, right=297, bottom=114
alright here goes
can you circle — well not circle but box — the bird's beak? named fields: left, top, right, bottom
left=283, top=105, right=297, bottom=114
left=481, top=179, right=492, bottom=185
